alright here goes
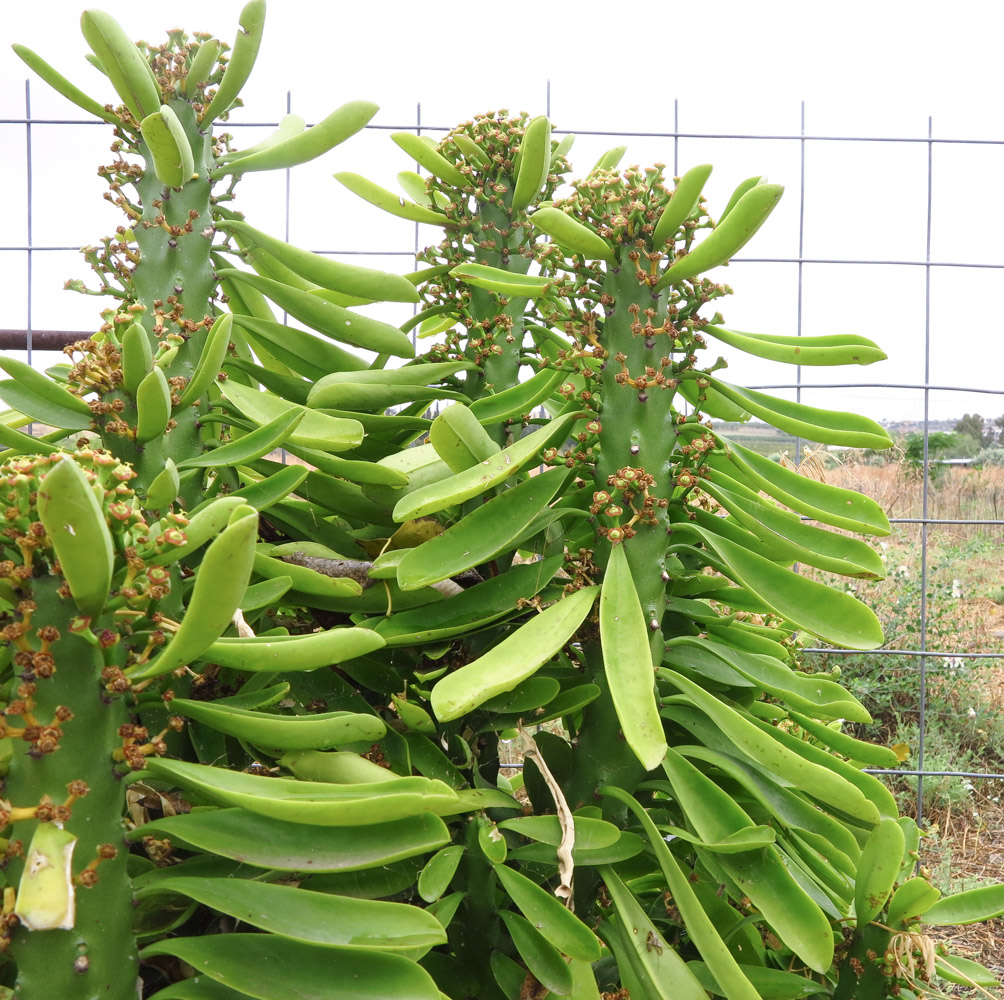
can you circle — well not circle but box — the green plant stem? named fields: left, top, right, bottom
left=5, top=578, right=137, bottom=998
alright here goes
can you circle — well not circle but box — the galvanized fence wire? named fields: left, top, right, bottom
left=3, top=82, right=1004, bottom=830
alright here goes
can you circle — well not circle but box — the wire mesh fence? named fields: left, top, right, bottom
left=2, top=80, right=1002, bottom=837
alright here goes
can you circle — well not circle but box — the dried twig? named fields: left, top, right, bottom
left=518, top=722, right=576, bottom=909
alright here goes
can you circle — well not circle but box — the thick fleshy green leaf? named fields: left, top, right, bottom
left=661, top=749, right=833, bottom=973
left=397, top=467, right=569, bottom=590
left=140, top=936, right=440, bottom=1000
left=707, top=437, right=890, bottom=536
left=428, top=402, right=500, bottom=472
left=600, top=543, right=667, bottom=771
left=137, top=877, right=446, bottom=951
left=217, top=268, right=415, bottom=358
left=204, top=626, right=385, bottom=672
left=499, top=815, right=620, bottom=850
left=499, top=910, right=573, bottom=996
left=699, top=375, right=892, bottom=449
left=660, top=670, right=881, bottom=824
left=417, top=846, right=464, bottom=903
left=125, top=808, right=449, bottom=873
left=143, top=758, right=461, bottom=826
left=787, top=711, right=901, bottom=768
left=886, top=877, right=941, bottom=929
left=602, top=868, right=708, bottom=1000
left=168, top=698, right=385, bottom=750
left=430, top=586, right=598, bottom=722
left=599, top=787, right=762, bottom=1000
left=703, top=325, right=886, bottom=366
left=368, top=555, right=562, bottom=644
left=0, top=379, right=91, bottom=430
left=223, top=380, right=363, bottom=452
left=494, top=863, right=600, bottom=962
left=674, top=742, right=861, bottom=865
left=468, top=367, right=566, bottom=424
left=508, top=832, right=645, bottom=868
left=935, top=954, right=1002, bottom=988
left=233, top=314, right=367, bottom=380
left=699, top=478, right=886, bottom=579
left=666, top=637, right=870, bottom=722
left=674, top=520, right=885, bottom=649
left=854, top=819, right=906, bottom=927
left=393, top=412, right=579, bottom=521
left=178, top=410, right=303, bottom=469
left=924, top=884, right=1004, bottom=925
left=686, top=962, right=821, bottom=1000
left=451, top=263, right=556, bottom=299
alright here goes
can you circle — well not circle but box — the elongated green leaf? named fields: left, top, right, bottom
left=430, top=586, right=598, bottom=722
left=417, top=846, right=464, bottom=903
left=13, top=43, right=120, bottom=124
left=0, top=379, right=91, bottom=430
left=686, top=962, right=821, bottom=1000
left=707, top=437, right=890, bottom=536
left=233, top=314, right=367, bottom=379
left=675, top=742, right=861, bottom=865
left=651, top=163, right=714, bottom=247
left=600, top=544, right=667, bottom=771
left=924, top=883, right=1004, bottom=925
left=394, top=411, right=579, bottom=521
left=530, top=206, right=616, bottom=262
left=700, top=478, right=886, bottom=580
left=213, top=464, right=308, bottom=512
left=499, top=910, right=573, bottom=996
left=366, top=556, right=561, bottom=643
left=0, top=355, right=91, bottom=415
left=468, top=367, right=566, bottom=424
left=223, top=379, right=363, bottom=452
left=854, top=819, right=905, bottom=927
left=143, top=757, right=461, bottom=826
left=494, top=864, right=599, bottom=962
left=499, top=815, right=620, bottom=850
left=599, top=786, right=762, bottom=1000
left=700, top=375, right=892, bottom=450
left=307, top=382, right=467, bottom=412
left=169, top=698, right=385, bottom=750
left=178, top=410, right=303, bottom=469
left=253, top=550, right=363, bottom=598
left=667, top=637, right=870, bottom=722
left=656, top=183, right=783, bottom=287
left=205, top=626, right=383, bottom=672
left=602, top=867, right=708, bottom=1000
left=138, top=877, right=446, bottom=951
left=397, top=466, right=569, bottom=590
left=451, top=263, right=556, bottom=299
left=661, top=749, right=834, bottom=973
left=218, top=268, right=415, bottom=358
left=335, top=172, right=452, bottom=226
left=428, top=402, right=500, bottom=472
left=127, top=808, right=448, bottom=872
left=703, top=325, right=886, bottom=366
left=788, top=711, right=901, bottom=768
left=140, top=936, right=440, bottom=1000
left=660, top=670, right=881, bottom=824
left=935, top=954, right=1002, bottom=988
left=675, top=520, right=884, bottom=649
left=886, top=877, right=941, bottom=929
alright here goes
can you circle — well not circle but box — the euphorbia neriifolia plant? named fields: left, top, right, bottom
left=306, top=129, right=1004, bottom=999
left=3, top=5, right=505, bottom=999
left=5, top=6, right=1004, bottom=999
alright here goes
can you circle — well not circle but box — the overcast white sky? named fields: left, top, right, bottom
left=2, top=0, right=1003, bottom=425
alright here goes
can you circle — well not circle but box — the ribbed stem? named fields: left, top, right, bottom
left=6, top=578, right=137, bottom=999
left=565, top=259, right=678, bottom=813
